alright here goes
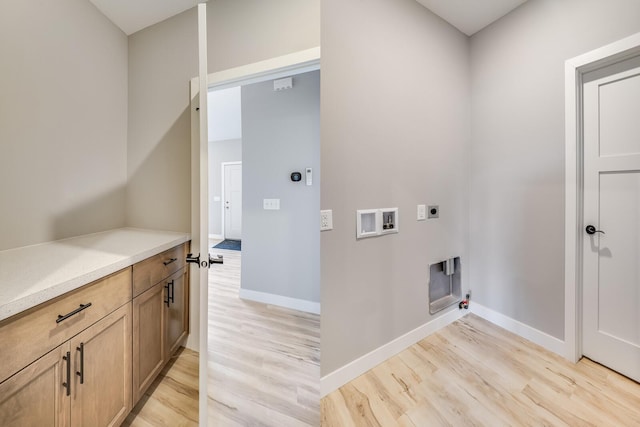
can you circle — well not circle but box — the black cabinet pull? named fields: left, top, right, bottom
left=76, top=343, right=84, bottom=384
left=164, top=283, right=171, bottom=307
left=62, top=351, right=71, bottom=396
left=163, top=258, right=177, bottom=266
left=169, top=280, right=175, bottom=304
left=56, top=303, right=92, bottom=324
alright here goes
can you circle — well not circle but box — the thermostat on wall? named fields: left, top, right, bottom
left=291, top=172, right=302, bottom=182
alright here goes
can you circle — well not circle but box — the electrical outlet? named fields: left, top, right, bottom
left=320, top=209, right=333, bottom=231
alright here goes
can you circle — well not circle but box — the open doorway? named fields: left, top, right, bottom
left=208, top=86, right=243, bottom=246
left=206, top=67, right=321, bottom=425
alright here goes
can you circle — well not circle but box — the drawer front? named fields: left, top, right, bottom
left=0, top=268, right=131, bottom=384
left=132, top=243, right=187, bottom=297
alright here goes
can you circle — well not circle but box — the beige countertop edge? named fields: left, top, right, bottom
left=0, top=229, right=191, bottom=323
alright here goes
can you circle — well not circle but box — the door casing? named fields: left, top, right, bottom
left=564, top=31, right=640, bottom=363
left=189, top=44, right=320, bottom=424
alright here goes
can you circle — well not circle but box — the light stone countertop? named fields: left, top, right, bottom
left=0, top=228, right=190, bottom=322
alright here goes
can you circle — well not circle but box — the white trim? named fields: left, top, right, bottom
left=190, top=47, right=320, bottom=92
left=238, top=288, right=320, bottom=315
left=320, top=308, right=465, bottom=397
left=221, top=161, right=242, bottom=240
left=471, top=302, right=565, bottom=357
left=209, top=234, right=223, bottom=240
left=564, top=31, right=640, bottom=363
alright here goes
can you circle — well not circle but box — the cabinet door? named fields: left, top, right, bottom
left=166, top=267, right=189, bottom=357
left=132, top=282, right=166, bottom=404
left=0, top=344, right=69, bottom=427
left=70, top=303, right=131, bottom=427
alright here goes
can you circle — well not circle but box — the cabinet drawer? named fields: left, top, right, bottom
left=0, top=268, right=131, bottom=384
left=132, top=243, right=187, bottom=297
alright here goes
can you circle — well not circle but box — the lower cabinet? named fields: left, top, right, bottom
left=0, top=346, right=67, bottom=427
left=132, top=282, right=166, bottom=404
left=166, top=267, right=189, bottom=357
left=0, top=303, right=132, bottom=427
left=0, top=242, right=189, bottom=426
left=70, top=303, right=132, bottom=427
left=132, top=266, right=189, bottom=404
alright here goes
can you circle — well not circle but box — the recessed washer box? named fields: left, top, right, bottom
left=356, top=208, right=399, bottom=239
left=380, top=208, right=399, bottom=235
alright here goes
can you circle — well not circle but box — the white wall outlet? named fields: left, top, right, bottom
left=417, top=204, right=426, bottom=221
left=320, top=209, right=333, bottom=231
left=263, top=199, right=280, bottom=210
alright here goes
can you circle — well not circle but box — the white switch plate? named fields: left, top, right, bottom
left=320, top=209, right=333, bottom=231
left=263, top=199, right=280, bottom=210
left=306, top=168, right=313, bottom=186
left=417, top=204, right=426, bottom=221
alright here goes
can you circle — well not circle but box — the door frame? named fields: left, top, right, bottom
left=221, top=161, right=242, bottom=240
left=564, top=31, right=640, bottom=363
left=189, top=46, right=320, bottom=422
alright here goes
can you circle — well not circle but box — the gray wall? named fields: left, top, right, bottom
left=126, top=0, right=320, bottom=232
left=209, top=139, right=242, bottom=236
left=0, top=0, right=128, bottom=251
left=241, top=71, right=320, bottom=303
left=321, top=0, right=470, bottom=375
left=469, top=0, right=640, bottom=340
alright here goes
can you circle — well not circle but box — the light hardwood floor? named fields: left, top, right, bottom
left=207, top=246, right=321, bottom=426
left=125, top=243, right=321, bottom=426
left=322, top=314, right=640, bottom=427
left=123, top=346, right=199, bottom=427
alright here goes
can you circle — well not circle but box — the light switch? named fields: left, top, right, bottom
left=263, top=199, right=280, bottom=210
left=417, top=204, right=426, bottom=221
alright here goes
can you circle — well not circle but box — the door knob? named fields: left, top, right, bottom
left=585, top=225, right=605, bottom=235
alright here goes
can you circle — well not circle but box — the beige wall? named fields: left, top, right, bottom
left=125, top=0, right=320, bottom=232
left=469, top=0, right=640, bottom=340
left=0, top=0, right=128, bottom=251
left=321, top=0, right=471, bottom=375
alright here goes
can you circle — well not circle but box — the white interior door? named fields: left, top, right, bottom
left=193, top=3, right=209, bottom=424
left=223, top=163, right=242, bottom=240
left=582, top=55, right=640, bottom=381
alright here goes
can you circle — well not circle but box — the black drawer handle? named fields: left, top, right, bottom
left=163, top=258, right=177, bottom=266
left=56, top=303, right=92, bottom=324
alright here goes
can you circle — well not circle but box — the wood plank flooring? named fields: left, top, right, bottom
left=321, top=314, right=640, bottom=427
left=123, top=346, right=199, bottom=427
left=207, top=246, right=321, bottom=426
left=125, top=243, right=320, bottom=426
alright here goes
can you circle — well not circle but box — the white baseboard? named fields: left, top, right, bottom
left=209, top=234, right=223, bottom=240
left=320, top=307, right=465, bottom=397
left=238, top=288, right=320, bottom=315
left=470, top=302, right=565, bottom=357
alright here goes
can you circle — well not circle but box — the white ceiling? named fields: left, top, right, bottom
left=89, top=0, right=200, bottom=35
left=89, top=0, right=528, bottom=38
left=416, top=0, right=529, bottom=36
